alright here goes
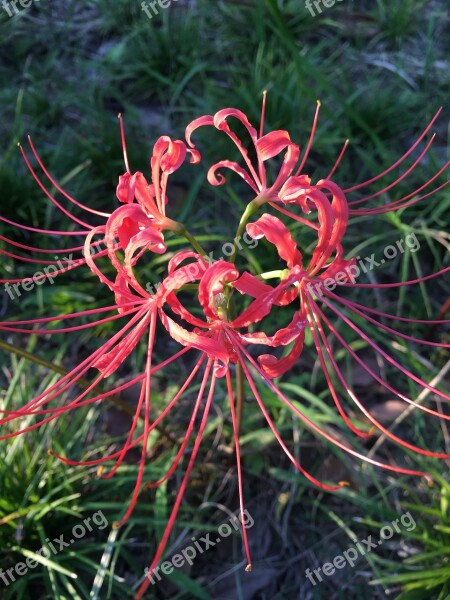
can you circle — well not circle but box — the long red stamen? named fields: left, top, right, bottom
left=324, top=290, right=450, bottom=348
left=305, top=310, right=373, bottom=438
left=319, top=295, right=450, bottom=402
left=231, top=337, right=346, bottom=491
left=134, top=360, right=216, bottom=600
left=0, top=248, right=110, bottom=284
left=343, top=265, right=450, bottom=288
left=311, top=299, right=450, bottom=420
left=115, top=313, right=156, bottom=525
left=50, top=353, right=205, bottom=466
left=325, top=139, right=350, bottom=180
left=325, top=293, right=450, bottom=325
left=349, top=179, right=449, bottom=216
left=0, top=214, right=89, bottom=236
left=295, top=100, right=320, bottom=176
left=0, top=308, right=148, bottom=428
left=344, top=107, right=443, bottom=193
left=348, top=134, right=437, bottom=206
left=3, top=347, right=191, bottom=422
left=19, top=143, right=95, bottom=230
left=0, top=312, right=135, bottom=336
left=144, top=354, right=211, bottom=490
left=118, top=114, right=131, bottom=174
left=225, top=366, right=252, bottom=570
left=259, top=90, right=267, bottom=139
left=307, top=296, right=450, bottom=457
left=0, top=233, right=88, bottom=255
left=270, top=202, right=319, bottom=230
left=231, top=332, right=430, bottom=478
left=26, top=136, right=111, bottom=218
left=0, top=248, right=74, bottom=265
left=0, top=301, right=145, bottom=327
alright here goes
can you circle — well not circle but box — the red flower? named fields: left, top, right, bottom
left=185, top=94, right=303, bottom=201
left=0, top=119, right=200, bottom=534
left=1, top=101, right=449, bottom=600
left=242, top=211, right=450, bottom=455
left=116, top=134, right=197, bottom=235
left=185, top=96, right=448, bottom=262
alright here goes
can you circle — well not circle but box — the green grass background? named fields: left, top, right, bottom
left=0, top=1, right=449, bottom=599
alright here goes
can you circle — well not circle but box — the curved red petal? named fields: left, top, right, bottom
left=152, top=137, right=187, bottom=174
left=238, top=312, right=306, bottom=347
left=168, top=250, right=207, bottom=274
left=270, top=143, right=301, bottom=193
left=124, top=228, right=166, bottom=270
left=116, top=172, right=136, bottom=204
left=255, top=130, right=292, bottom=161
left=278, top=175, right=312, bottom=202
left=213, top=108, right=257, bottom=141
left=185, top=115, right=215, bottom=147
left=207, top=160, right=258, bottom=192
left=233, top=272, right=273, bottom=297
left=198, top=260, right=239, bottom=320
left=258, top=332, right=305, bottom=378
left=159, top=310, right=229, bottom=363
left=246, top=213, right=302, bottom=268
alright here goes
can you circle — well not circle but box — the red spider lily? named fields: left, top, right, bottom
left=0, top=120, right=202, bottom=528
left=183, top=95, right=449, bottom=461
left=0, top=238, right=210, bottom=529
left=133, top=241, right=449, bottom=598
left=1, top=120, right=282, bottom=588
left=1, top=98, right=449, bottom=600
left=115, top=128, right=199, bottom=240
left=242, top=212, right=450, bottom=444
left=185, top=94, right=449, bottom=249
left=0, top=116, right=195, bottom=295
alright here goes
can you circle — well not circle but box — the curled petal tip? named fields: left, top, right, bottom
left=245, top=563, right=253, bottom=572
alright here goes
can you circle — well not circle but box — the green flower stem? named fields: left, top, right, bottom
left=174, top=224, right=207, bottom=257
left=177, top=283, right=199, bottom=291
left=257, top=269, right=284, bottom=280
left=229, top=197, right=263, bottom=264
left=0, top=339, right=68, bottom=378
left=228, top=196, right=268, bottom=437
